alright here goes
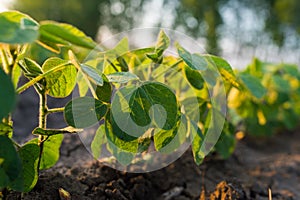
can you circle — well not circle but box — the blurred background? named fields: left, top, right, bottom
left=1, top=0, right=300, bottom=68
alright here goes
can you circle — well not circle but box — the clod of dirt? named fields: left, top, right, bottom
left=209, top=181, right=247, bottom=200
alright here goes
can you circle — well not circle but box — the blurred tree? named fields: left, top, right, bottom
left=11, top=0, right=300, bottom=54
left=12, top=0, right=100, bottom=38
left=169, top=0, right=230, bottom=54
left=238, top=0, right=300, bottom=48
left=12, top=0, right=145, bottom=39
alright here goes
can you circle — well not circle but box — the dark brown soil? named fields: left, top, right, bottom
left=6, top=129, right=300, bottom=200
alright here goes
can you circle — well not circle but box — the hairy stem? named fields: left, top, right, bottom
left=37, top=91, right=47, bottom=171
left=47, top=107, right=65, bottom=114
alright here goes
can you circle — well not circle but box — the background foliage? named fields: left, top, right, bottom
left=11, top=0, right=300, bottom=57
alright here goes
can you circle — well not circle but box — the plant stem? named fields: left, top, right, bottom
left=12, top=139, right=21, bottom=149
left=47, top=107, right=65, bottom=114
left=37, top=91, right=47, bottom=171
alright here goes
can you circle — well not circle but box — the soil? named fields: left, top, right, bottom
left=5, top=83, right=300, bottom=200
left=5, top=129, right=300, bottom=200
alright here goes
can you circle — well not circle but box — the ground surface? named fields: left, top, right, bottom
left=7, top=130, right=300, bottom=200
left=6, top=84, right=300, bottom=200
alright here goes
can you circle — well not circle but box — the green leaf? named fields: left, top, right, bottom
left=105, top=37, right=129, bottom=57
left=181, top=97, right=206, bottom=123
left=76, top=71, right=89, bottom=97
left=40, top=134, right=63, bottom=170
left=184, top=65, right=204, bottom=90
left=189, top=122, right=205, bottom=165
left=64, top=97, right=108, bottom=128
left=9, top=143, right=40, bottom=192
left=116, top=57, right=129, bottom=72
left=271, top=75, right=291, bottom=92
left=39, top=21, right=96, bottom=49
left=95, top=80, right=112, bottom=103
left=239, top=74, right=267, bottom=99
left=91, top=125, right=106, bottom=159
left=111, top=85, right=148, bottom=138
left=203, top=55, right=239, bottom=88
left=146, top=30, right=170, bottom=63
left=154, top=30, right=170, bottom=55
left=12, top=62, right=22, bottom=89
left=28, top=135, right=64, bottom=170
left=146, top=53, right=162, bottom=63
left=0, top=136, right=22, bottom=189
left=80, top=64, right=103, bottom=86
left=19, top=58, right=43, bottom=77
left=176, top=43, right=207, bottom=70
left=154, top=115, right=187, bottom=153
left=214, top=123, right=236, bottom=159
left=129, top=82, right=180, bottom=130
left=0, top=123, right=13, bottom=138
left=106, top=72, right=139, bottom=83
left=0, top=68, right=16, bottom=120
left=105, top=118, right=136, bottom=166
left=0, top=11, right=39, bottom=44
left=42, top=57, right=77, bottom=98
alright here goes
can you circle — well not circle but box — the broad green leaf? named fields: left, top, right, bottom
left=181, top=97, right=206, bottom=123
left=184, top=65, right=204, bottom=90
left=239, top=74, right=267, bottom=99
left=19, top=58, right=43, bottom=77
left=0, top=123, right=12, bottom=138
left=116, top=56, right=129, bottom=72
left=105, top=118, right=136, bottom=166
left=76, top=71, right=89, bottom=97
left=28, top=135, right=64, bottom=170
left=91, top=125, right=106, bottom=159
left=0, top=168, right=10, bottom=189
left=214, top=123, right=236, bottom=159
left=146, top=30, right=170, bottom=63
left=0, top=11, right=39, bottom=44
left=0, top=136, right=22, bottom=189
left=64, top=97, right=108, bottom=128
left=271, top=75, right=291, bottom=92
left=9, top=143, right=40, bottom=192
left=81, top=64, right=103, bottom=86
left=40, top=134, right=63, bottom=170
left=203, top=55, right=235, bottom=77
left=39, top=21, right=96, bottom=49
left=95, top=80, right=112, bottom=103
left=42, top=57, right=77, bottom=98
left=0, top=68, right=16, bottom=120
left=154, top=115, right=187, bottom=153
left=106, top=141, right=135, bottom=166
left=111, top=85, right=148, bottom=138
left=146, top=53, right=162, bottom=63
left=12, top=62, right=22, bottom=89
left=154, top=30, right=170, bottom=55
left=189, top=122, right=205, bottom=165
left=106, top=72, right=139, bottom=83
left=176, top=43, right=207, bottom=70
left=105, top=37, right=129, bottom=57
left=129, top=82, right=180, bottom=130
left=281, top=64, right=299, bottom=77
left=108, top=110, right=138, bottom=142
left=203, top=55, right=239, bottom=88
left=281, top=109, right=298, bottom=130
